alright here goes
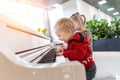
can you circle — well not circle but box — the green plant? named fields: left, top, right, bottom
left=41, top=28, right=47, bottom=36
left=110, top=16, right=120, bottom=38
left=86, top=19, right=109, bottom=40
left=37, top=27, right=48, bottom=36
left=37, top=27, right=41, bottom=32
left=86, top=16, right=120, bottom=40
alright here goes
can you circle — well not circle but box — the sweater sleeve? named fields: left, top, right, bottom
left=63, top=42, right=88, bottom=61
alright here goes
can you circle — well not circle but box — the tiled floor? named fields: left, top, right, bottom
left=93, top=51, right=120, bottom=80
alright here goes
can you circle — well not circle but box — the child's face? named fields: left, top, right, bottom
left=55, top=29, right=73, bottom=43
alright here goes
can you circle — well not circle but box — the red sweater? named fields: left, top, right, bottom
left=63, top=32, right=94, bottom=69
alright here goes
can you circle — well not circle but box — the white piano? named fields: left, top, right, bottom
left=0, top=16, right=86, bottom=80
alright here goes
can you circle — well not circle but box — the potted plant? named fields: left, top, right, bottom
left=86, top=16, right=120, bottom=51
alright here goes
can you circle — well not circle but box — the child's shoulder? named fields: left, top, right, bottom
left=70, top=32, right=84, bottom=43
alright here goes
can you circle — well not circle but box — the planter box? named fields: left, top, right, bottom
left=93, top=38, right=120, bottom=51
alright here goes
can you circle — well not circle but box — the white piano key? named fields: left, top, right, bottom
left=22, top=46, right=50, bottom=62
left=17, top=45, right=50, bottom=58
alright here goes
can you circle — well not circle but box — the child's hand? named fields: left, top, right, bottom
left=56, top=52, right=63, bottom=56
left=57, top=45, right=64, bottom=53
left=56, top=45, right=64, bottom=56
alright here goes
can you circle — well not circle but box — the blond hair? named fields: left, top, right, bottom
left=55, top=18, right=75, bottom=32
left=71, top=12, right=86, bottom=31
left=71, top=12, right=93, bottom=45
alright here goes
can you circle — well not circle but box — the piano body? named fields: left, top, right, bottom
left=0, top=16, right=86, bottom=80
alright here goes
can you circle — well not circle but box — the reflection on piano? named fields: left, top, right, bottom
left=0, top=16, right=86, bottom=80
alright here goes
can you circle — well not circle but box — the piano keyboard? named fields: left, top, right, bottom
left=5, top=22, right=57, bottom=64
left=16, top=44, right=57, bottom=64
left=37, top=48, right=56, bottom=63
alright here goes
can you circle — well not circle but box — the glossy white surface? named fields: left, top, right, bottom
left=0, top=49, right=86, bottom=80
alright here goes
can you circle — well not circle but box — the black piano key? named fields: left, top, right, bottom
left=30, top=48, right=51, bottom=63
left=37, top=48, right=56, bottom=63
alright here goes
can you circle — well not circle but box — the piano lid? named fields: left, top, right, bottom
left=0, top=15, right=51, bottom=53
